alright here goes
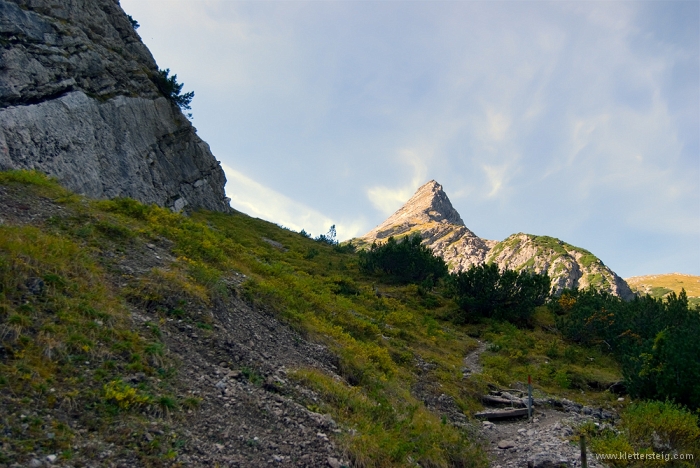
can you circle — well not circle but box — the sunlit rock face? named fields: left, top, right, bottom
left=358, top=180, right=496, bottom=272
left=0, top=0, right=230, bottom=212
left=357, top=180, right=634, bottom=299
left=486, top=233, right=635, bottom=299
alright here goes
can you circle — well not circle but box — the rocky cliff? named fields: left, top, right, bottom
left=0, top=0, right=230, bottom=212
left=357, top=180, right=634, bottom=299
left=486, top=233, right=634, bottom=299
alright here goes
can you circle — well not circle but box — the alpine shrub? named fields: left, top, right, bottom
left=358, top=234, right=448, bottom=285
left=554, top=288, right=700, bottom=409
left=449, top=263, right=550, bottom=325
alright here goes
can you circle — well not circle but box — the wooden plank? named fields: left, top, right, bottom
left=474, top=408, right=529, bottom=420
left=481, top=395, right=525, bottom=407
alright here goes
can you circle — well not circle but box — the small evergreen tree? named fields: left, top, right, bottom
left=154, top=68, right=194, bottom=116
left=127, top=14, right=140, bottom=30
left=315, top=225, right=338, bottom=245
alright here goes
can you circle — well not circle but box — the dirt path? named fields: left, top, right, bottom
left=464, top=343, right=611, bottom=468
left=480, top=408, right=607, bottom=468
left=462, top=340, right=487, bottom=378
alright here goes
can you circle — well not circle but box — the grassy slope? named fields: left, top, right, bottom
left=0, top=172, right=189, bottom=465
left=625, top=274, right=700, bottom=307
left=0, top=171, right=626, bottom=466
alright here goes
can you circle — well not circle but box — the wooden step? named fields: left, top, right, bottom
left=474, top=408, right=529, bottom=420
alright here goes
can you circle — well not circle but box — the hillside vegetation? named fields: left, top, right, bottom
left=1, top=171, right=698, bottom=467
left=626, top=274, right=700, bottom=308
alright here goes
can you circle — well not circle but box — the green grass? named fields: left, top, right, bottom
left=0, top=172, right=491, bottom=466
left=581, top=400, right=700, bottom=467
left=291, top=369, right=486, bottom=467
left=0, top=174, right=197, bottom=463
left=467, top=310, right=622, bottom=403
left=97, top=195, right=493, bottom=465
left=0, top=171, right=634, bottom=466
left=531, top=235, right=595, bottom=259
left=0, top=223, right=184, bottom=462
left=626, top=274, right=700, bottom=307
left=586, top=272, right=611, bottom=289
left=0, top=169, right=62, bottom=188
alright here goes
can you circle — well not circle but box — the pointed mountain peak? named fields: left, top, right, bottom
left=401, top=180, right=465, bottom=226
left=361, top=180, right=466, bottom=241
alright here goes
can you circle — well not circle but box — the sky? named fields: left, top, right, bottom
left=120, top=0, right=699, bottom=278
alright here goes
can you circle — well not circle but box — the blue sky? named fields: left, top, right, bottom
left=121, top=0, right=699, bottom=278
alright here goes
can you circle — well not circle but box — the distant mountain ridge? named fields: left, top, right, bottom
left=625, top=273, right=700, bottom=307
left=487, top=233, right=634, bottom=299
left=357, top=180, right=635, bottom=299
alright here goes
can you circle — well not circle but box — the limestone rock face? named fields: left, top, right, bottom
left=0, top=0, right=230, bottom=212
left=487, top=233, right=635, bottom=299
left=364, top=180, right=466, bottom=230
left=357, top=180, right=633, bottom=299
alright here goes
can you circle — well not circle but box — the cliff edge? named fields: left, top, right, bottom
left=0, top=0, right=230, bottom=212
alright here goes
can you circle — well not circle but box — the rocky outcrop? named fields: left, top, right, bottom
left=487, top=234, right=635, bottom=299
left=0, top=0, right=230, bottom=212
left=357, top=180, right=634, bottom=299
left=363, top=180, right=466, bottom=230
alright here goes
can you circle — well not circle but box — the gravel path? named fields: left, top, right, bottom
left=481, top=408, right=608, bottom=468
left=464, top=343, right=612, bottom=468
left=462, top=340, right=487, bottom=378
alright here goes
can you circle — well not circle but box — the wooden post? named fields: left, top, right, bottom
left=580, top=434, right=588, bottom=468
left=527, top=375, right=532, bottom=420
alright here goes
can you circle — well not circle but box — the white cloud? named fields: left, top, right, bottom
left=222, top=164, right=366, bottom=240
left=481, top=164, right=512, bottom=199
left=486, top=108, right=511, bottom=142
left=569, top=114, right=611, bottom=164
left=123, top=0, right=699, bottom=275
left=366, top=148, right=429, bottom=215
